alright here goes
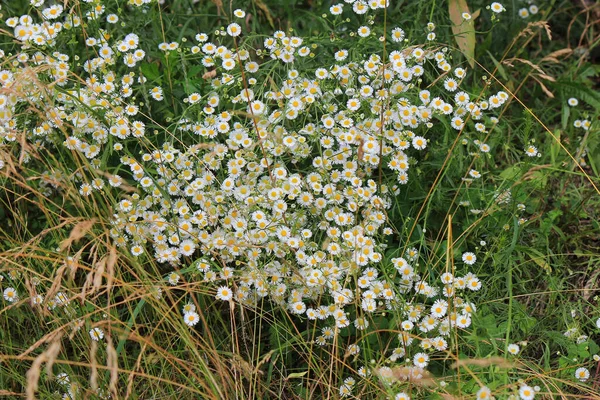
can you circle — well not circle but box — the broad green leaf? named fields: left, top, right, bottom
left=140, top=62, right=161, bottom=83
left=449, top=0, right=476, bottom=68
left=500, top=165, right=521, bottom=180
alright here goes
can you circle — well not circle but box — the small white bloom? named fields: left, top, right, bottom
left=357, top=26, right=371, bottom=38
left=216, top=286, right=233, bottom=301
left=525, top=145, right=538, bottom=157
left=490, top=2, right=505, bottom=13
left=519, top=385, right=535, bottom=400
left=184, top=311, right=200, bottom=326
left=89, top=327, right=104, bottom=341
left=3, top=287, right=18, bottom=303
left=507, top=343, right=520, bottom=355
left=575, top=367, right=590, bottom=382
left=462, top=252, right=477, bottom=265
left=226, top=23, right=241, bottom=37
left=477, top=386, right=492, bottom=400
left=330, top=4, right=343, bottom=15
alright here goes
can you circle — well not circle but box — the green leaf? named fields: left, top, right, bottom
left=449, top=0, right=476, bottom=68
left=561, top=104, right=570, bottom=130
left=286, top=371, right=307, bottom=379
left=486, top=51, right=508, bottom=81
left=500, top=165, right=521, bottom=180
left=140, top=62, right=161, bottom=83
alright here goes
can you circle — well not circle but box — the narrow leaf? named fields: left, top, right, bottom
left=486, top=51, right=508, bottom=81
left=286, top=371, right=308, bottom=379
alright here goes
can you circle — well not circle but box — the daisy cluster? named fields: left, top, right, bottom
left=0, top=0, right=503, bottom=396
left=101, top=18, right=505, bottom=398
left=516, top=0, right=540, bottom=19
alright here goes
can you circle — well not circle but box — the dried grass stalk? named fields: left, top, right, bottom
left=26, top=340, right=61, bottom=400
left=90, top=340, right=98, bottom=391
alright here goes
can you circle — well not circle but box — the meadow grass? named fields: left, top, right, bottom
left=0, top=0, right=599, bottom=399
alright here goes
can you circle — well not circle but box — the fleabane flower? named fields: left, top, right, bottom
left=462, top=252, right=476, bottom=265
left=525, top=145, right=538, bottom=157
left=413, top=352, right=429, bottom=368
left=518, top=8, right=530, bottom=18
left=476, top=386, right=492, bottom=400
left=330, top=4, right=343, bottom=15
left=216, top=286, right=233, bottom=301
left=226, top=23, right=241, bottom=37
left=575, top=367, right=590, bottom=382
left=357, top=26, right=371, bottom=37
left=89, top=327, right=104, bottom=341
left=391, top=27, right=405, bottom=42
left=519, top=385, right=535, bottom=400
left=184, top=311, right=200, bottom=327
left=412, top=136, right=427, bottom=150
left=3, top=287, right=18, bottom=303
left=490, top=2, right=505, bottom=13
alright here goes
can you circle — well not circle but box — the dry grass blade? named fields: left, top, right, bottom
left=106, top=246, right=117, bottom=292
left=232, top=354, right=257, bottom=378
left=44, top=264, right=67, bottom=311
left=26, top=340, right=61, bottom=400
left=19, top=329, right=63, bottom=359
left=583, top=268, right=600, bottom=301
left=0, top=147, right=19, bottom=177
left=532, top=76, right=555, bottom=98
left=0, top=391, right=23, bottom=397
left=90, top=340, right=99, bottom=391
left=541, top=48, right=573, bottom=63
left=210, top=0, right=224, bottom=15
left=24, top=275, right=37, bottom=308
left=97, top=170, right=138, bottom=193
left=451, top=356, right=513, bottom=369
left=59, top=219, right=96, bottom=251
left=503, top=57, right=545, bottom=74
left=536, top=73, right=556, bottom=82
left=107, top=337, right=119, bottom=398
left=374, top=366, right=436, bottom=387
left=93, top=256, right=107, bottom=292
left=439, top=395, right=459, bottom=400
left=80, top=268, right=95, bottom=303
left=254, top=350, right=275, bottom=375
left=252, top=0, right=275, bottom=29
left=202, top=69, right=217, bottom=80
